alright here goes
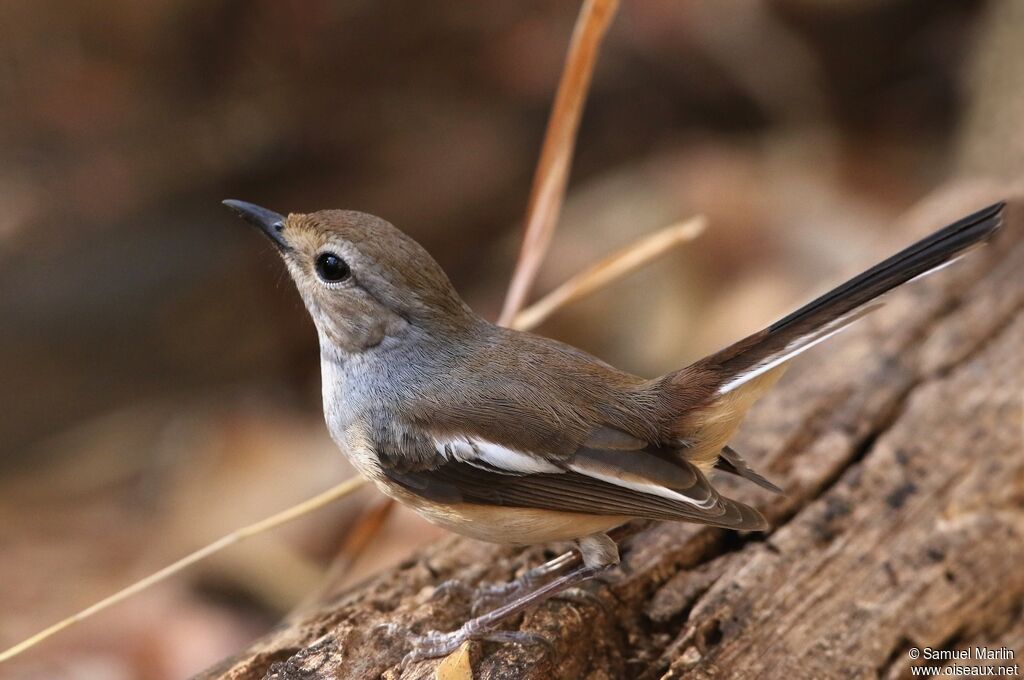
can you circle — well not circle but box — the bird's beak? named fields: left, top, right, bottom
left=222, top=199, right=291, bottom=252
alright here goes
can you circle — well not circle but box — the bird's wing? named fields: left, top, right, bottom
left=377, top=425, right=768, bottom=531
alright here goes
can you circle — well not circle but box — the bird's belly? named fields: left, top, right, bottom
left=388, top=486, right=630, bottom=545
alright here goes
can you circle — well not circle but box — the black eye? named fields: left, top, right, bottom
left=315, top=252, right=351, bottom=283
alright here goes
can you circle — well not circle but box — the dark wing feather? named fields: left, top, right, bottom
left=379, top=426, right=768, bottom=531
left=715, top=445, right=784, bottom=495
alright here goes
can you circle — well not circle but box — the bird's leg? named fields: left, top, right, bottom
left=432, top=524, right=641, bottom=607
left=403, top=534, right=618, bottom=665
left=477, top=550, right=580, bottom=599
left=492, top=550, right=613, bottom=614
left=406, top=562, right=609, bottom=663
left=431, top=550, right=580, bottom=611
left=500, top=550, right=580, bottom=591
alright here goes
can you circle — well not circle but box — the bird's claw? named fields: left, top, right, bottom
left=469, top=581, right=528, bottom=616
left=430, top=577, right=542, bottom=615
left=429, top=579, right=476, bottom=602
left=400, top=625, right=554, bottom=667
left=552, top=586, right=609, bottom=615
left=478, top=630, right=555, bottom=657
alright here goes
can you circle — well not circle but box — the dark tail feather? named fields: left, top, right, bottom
left=715, top=445, right=784, bottom=494
left=702, top=201, right=1005, bottom=393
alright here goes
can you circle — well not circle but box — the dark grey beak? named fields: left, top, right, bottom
left=222, top=199, right=291, bottom=251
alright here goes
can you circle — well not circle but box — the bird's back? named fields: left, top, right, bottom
left=387, top=323, right=666, bottom=460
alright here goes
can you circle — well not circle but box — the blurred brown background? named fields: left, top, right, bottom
left=0, top=0, right=1016, bottom=677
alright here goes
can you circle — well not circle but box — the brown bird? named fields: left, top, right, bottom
left=224, top=199, right=1003, bottom=662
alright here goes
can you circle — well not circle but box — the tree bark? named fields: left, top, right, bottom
left=200, top=185, right=1023, bottom=680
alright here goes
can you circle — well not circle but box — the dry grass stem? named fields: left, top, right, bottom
left=497, top=0, right=620, bottom=326
left=0, top=0, right=626, bottom=664
left=299, top=497, right=396, bottom=611
left=0, top=476, right=367, bottom=663
left=512, top=216, right=707, bottom=331
left=348, top=0, right=621, bottom=581
left=0, top=209, right=697, bottom=661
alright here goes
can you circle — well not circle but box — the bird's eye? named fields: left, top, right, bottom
left=315, top=252, right=351, bottom=283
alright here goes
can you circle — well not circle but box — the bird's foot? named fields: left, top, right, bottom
left=386, top=560, right=607, bottom=667
left=429, top=578, right=536, bottom=616
left=429, top=579, right=476, bottom=602
left=553, top=586, right=609, bottom=616
left=376, top=621, right=553, bottom=666
left=431, top=551, right=579, bottom=614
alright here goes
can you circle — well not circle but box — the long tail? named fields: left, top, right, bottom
left=700, top=201, right=1005, bottom=395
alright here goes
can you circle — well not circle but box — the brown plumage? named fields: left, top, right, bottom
left=225, top=198, right=1003, bottom=660
left=224, top=198, right=1004, bottom=539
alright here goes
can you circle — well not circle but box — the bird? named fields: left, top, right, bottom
left=223, top=198, right=1003, bottom=661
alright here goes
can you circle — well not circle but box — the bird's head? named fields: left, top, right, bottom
left=224, top=200, right=476, bottom=356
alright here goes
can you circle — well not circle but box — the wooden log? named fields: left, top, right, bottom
left=200, top=186, right=1023, bottom=680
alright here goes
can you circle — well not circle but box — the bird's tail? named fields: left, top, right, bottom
left=698, top=201, right=1004, bottom=395
left=661, top=201, right=1004, bottom=474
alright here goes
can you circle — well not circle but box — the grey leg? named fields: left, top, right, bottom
left=403, top=533, right=619, bottom=664
left=431, top=550, right=581, bottom=612
left=477, top=550, right=579, bottom=598
left=405, top=562, right=611, bottom=663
